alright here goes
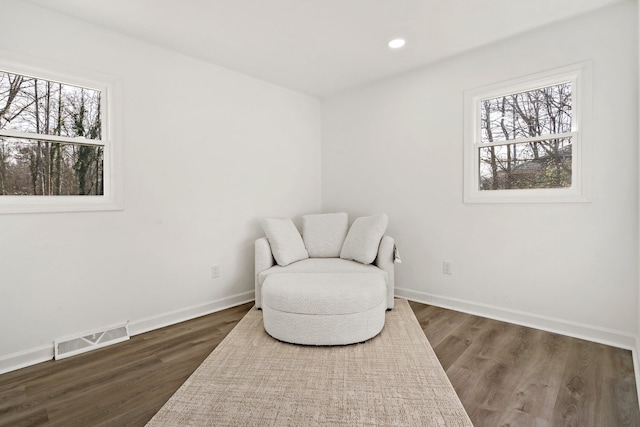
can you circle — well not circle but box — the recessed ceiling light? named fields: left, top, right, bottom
left=388, top=38, right=406, bottom=49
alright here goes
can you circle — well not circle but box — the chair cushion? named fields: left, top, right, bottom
left=340, top=214, right=388, bottom=264
left=261, top=273, right=386, bottom=315
left=261, top=218, right=309, bottom=266
left=302, top=212, right=349, bottom=258
left=258, top=258, right=389, bottom=286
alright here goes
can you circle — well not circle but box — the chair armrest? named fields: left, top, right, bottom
left=255, top=237, right=275, bottom=308
left=375, top=235, right=395, bottom=309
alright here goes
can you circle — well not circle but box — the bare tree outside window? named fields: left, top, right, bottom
left=478, top=83, right=572, bottom=191
left=464, top=63, right=590, bottom=204
left=0, top=71, right=103, bottom=196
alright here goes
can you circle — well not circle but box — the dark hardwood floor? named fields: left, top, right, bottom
left=409, top=301, right=640, bottom=427
left=1, top=300, right=638, bottom=426
left=0, top=303, right=253, bottom=427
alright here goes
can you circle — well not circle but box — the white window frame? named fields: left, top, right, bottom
left=463, top=62, right=592, bottom=204
left=0, top=52, right=122, bottom=214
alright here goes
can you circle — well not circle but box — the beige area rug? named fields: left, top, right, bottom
left=146, top=299, right=472, bottom=426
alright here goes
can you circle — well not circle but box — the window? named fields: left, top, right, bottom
left=0, top=55, right=121, bottom=213
left=464, top=62, right=591, bottom=203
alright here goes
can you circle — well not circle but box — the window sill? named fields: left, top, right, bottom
left=0, top=196, right=123, bottom=214
left=463, top=187, right=590, bottom=204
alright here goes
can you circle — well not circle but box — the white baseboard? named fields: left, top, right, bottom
left=128, top=291, right=255, bottom=336
left=396, top=287, right=636, bottom=351
left=0, top=291, right=255, bottom=376
left=0, top=345, right=54, bottom=376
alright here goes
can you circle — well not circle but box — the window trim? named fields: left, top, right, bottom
left=0, top=51, right=122, bottom=214
left=463, top=62, right=592, bottom=204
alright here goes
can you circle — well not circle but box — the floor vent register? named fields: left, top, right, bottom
left=54, top=323, right=130, bottom=360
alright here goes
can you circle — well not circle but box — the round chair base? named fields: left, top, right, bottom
left=261, top=273, right=387, bottom=346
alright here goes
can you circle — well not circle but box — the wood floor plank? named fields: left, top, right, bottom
left=408, top=302, right=473, bottom=348
left=0, top=300, right=639, bottom=426
left=552, top=339, right=603, bottom=426
left=602, top=343, right=640, bottom=426
left=412, top=302, right=640, bottom=427
left=503, top=331, right=567, bottom=419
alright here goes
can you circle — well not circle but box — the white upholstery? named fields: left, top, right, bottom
left=340, top=214, right=388, bottom=264
left=302, top=212, right=349, bottom=258
left=255, top=238, right=395, bottom=309
left=262, top=273, right=386, bottom=314
left=261, top=218, right=308, bottom=266
left=258, top=258, right=388, bottom=287
left=254, top=214, right=396, bottom=310
left=261, top=273, right=386, bottom=345
left=263, top=302, right=387, bottom=346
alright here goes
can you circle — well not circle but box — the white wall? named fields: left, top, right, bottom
left=0, top=1, right=321, bottom=370
left=323, top=2, right=638, bottom=346
left=637, top=0, right=640, bottom=384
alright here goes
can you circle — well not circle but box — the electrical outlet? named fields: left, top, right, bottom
left=211, top=264, right=220, bottom=279
left=443, top=261, right=453, bottom=275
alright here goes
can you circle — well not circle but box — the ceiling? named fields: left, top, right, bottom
left=27, top=0, right=625, bottom=98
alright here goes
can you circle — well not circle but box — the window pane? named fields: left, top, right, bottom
left=0, top=71, right=101, bottom=140
left=479, top=138, right=572, bottom=190
left=480, top=83, right=572, bottom=143
left=0, top=137, right=104, bottom=195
